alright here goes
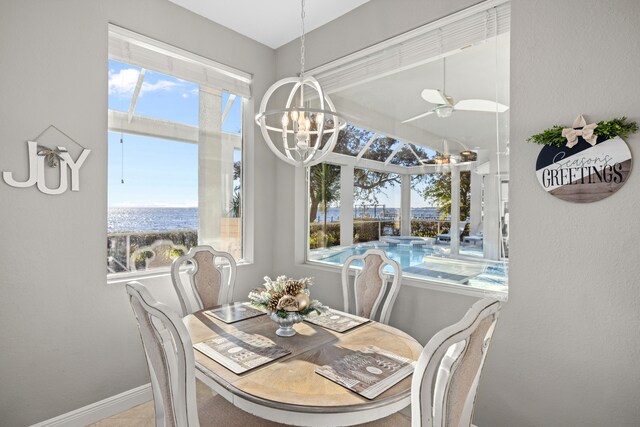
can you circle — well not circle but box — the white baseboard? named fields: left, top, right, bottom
left=30, top=383, right=152, bottom=427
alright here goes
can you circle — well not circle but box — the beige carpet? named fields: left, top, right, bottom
left=88, top=380, right=411, bottom=427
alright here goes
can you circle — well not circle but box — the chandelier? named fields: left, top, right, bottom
left=433, top=139, right=451, bottom=172
left=432, top=140, right=477, bottom=172
left=255, top=0, right=346, bottom=167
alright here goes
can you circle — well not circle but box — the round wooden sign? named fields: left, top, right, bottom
left=535, top=136, right=632, bottom=203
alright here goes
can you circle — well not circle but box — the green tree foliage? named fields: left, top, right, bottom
left=351, top=134, right=402, bottom=204
left=334, top=125, right=431, bottom=205
left=309, top=163, right=341, bottom=246
left=229, top=160, right=241, bottom=217
left=230, top=191, right=241, bottom=218
left=422, top=171, right=471, bottom=220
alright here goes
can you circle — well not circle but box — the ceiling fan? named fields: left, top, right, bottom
left=402, top=58, right=509, bottom=123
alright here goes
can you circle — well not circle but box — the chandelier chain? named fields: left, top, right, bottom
left=300, top=0, right=306, bottom=77
left=256, top=0, right=344, bottom=167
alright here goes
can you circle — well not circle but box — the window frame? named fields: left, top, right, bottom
left=295, top=1, right=510, bottom=300
left=106, top=26, right=255, bottom=283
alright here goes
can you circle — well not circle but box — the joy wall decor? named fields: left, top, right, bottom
left=2, top=125, right=91, bottom=195
left=528, top=115, right=637, bottom=203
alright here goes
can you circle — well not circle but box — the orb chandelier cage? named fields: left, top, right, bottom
left=255, top=0, right=346, bottom=167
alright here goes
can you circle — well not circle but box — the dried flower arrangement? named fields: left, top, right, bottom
left=249, top=276, right=326, bottom=318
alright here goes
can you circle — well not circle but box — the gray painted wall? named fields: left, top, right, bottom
left=2, top=0, right=640, bottom=426
left=0, top=1, right=275, bottom=426
left=274, top=0, right=640, bottom=426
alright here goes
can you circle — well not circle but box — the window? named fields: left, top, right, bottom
left=304, top=2, right=509, bottom=297
left=107, top=26, right=250, bottom=276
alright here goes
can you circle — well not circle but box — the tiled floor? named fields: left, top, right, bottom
left=88, top=400, right=154, bottom=427
left=89, top=380, right=411, bottom=427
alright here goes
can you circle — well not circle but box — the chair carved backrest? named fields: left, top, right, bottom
left=126, top=281, right=199, bottom=427
left=171, top=245, right=237, bottom=316
left=411, top=298, right=501, bottom=427
left=341, top=249, right=402, bottom=324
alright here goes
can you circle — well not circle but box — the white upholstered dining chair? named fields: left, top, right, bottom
left=171, top=245, right=237, bottom=316
left=126, top=281, right=200, bottom=426
left=341, top=248, right=402, bottom=324
left=126, top=281, right=287, bottom=427
left=410, top=298, right=501, bottom=427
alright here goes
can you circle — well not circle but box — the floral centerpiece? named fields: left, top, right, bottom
left=249, top=276, right=325, bottom=336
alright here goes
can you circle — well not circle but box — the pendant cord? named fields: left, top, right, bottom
left=32, top=124, right=87, bottom=149
left=438, top=28, right=446, bottom=94
left=120, top=116, right=125, bottom=184
left=443, top=57, right=446, bottom=94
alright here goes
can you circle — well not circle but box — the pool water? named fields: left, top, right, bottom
left=319, top=244, right=436, bottom=266
left=310, top=242, right=507, bottom=292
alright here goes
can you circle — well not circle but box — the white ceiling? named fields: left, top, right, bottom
left=168, top=0, right=370, bottom=49
left=331, top=34, right=510, bottom=153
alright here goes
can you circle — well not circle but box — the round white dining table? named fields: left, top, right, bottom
left=184, top=305, right=423, bottom=426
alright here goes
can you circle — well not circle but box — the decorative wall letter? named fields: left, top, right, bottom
left=2, top=139, right=91, bottom=195
left=2, top=140, right=39, bottom=188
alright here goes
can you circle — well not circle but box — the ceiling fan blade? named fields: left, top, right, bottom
left=453, top=99, right=509, bottom=113
left=401, top=110, right=435, bottom=124
left=421, top=89, right=450, bottom=105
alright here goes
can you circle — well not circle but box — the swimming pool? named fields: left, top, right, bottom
left=309, top=241, right=508, bottom=292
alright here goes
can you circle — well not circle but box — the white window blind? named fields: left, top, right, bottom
left=108, top=24, right=252, bottom=98
left=309, top=0, right=509, bottom=94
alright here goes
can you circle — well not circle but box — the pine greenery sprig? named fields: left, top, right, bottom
left=527, top=117, right=638, bottom=147
left=595, top=117, right=638, bottom=140
left=527, top=125, right=566, bottom=147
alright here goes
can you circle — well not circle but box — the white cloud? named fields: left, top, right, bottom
left=108, top=68, right=181, bottom=96
left=141, top=79, right=180, bottom=93
left=108, top=68, right=139, bottom=95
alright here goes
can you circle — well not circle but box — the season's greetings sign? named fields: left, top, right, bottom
left=536, top=135, right=632, bottom=203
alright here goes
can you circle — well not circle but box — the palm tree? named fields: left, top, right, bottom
left=309, top=163, right=340, bottom=246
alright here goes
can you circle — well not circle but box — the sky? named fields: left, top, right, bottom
left=108, top=59, right=241, bottom=208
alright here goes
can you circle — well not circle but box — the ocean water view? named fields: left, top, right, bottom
left=108, top=207, right=198, bottom=233
left=108, top=206, right=444, bottom=234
